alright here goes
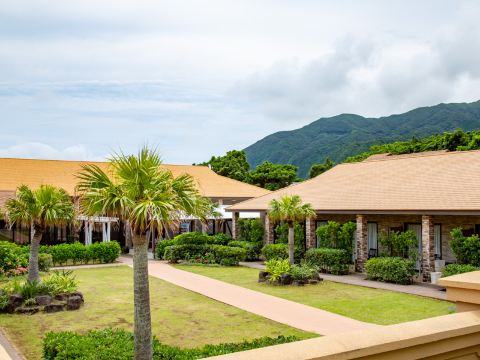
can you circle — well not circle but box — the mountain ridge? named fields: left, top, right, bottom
left=244, top=100, right=480, bottom=177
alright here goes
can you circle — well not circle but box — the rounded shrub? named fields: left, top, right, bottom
left=155, top=239, right=176, bottom=259
left=210, top=245, right=246, bottom=266
left=304, top=248, right=350, bottom=275
left=39, top=253, right=53, bottom=272
left=365, top=257, right=416, bottom=285
left=261, top=244, right=288, bottom=261
left=173, top=232, right=211, bottom=246
left=228, top=241, right=261, bottom=261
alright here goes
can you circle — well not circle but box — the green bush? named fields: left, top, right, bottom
left=43, top=328, right=299, bottom=360
left=261, top=244, right=288, bottom=260
left=39, top=253, right=53, bottom=272
left=365, top=257, right=416, bottom=285
left=304, top=248, right=350, bottom=275
left=290, top=263, right=319, bottom=281
left=274, top=223, right=305, bottom=258
left=228, top=241, right=261, bottom=261
left=174, top=232, right=211, bottom=246
left=378, top=230, right=418, bottom=259
left=442, top=263, right=479, bottom=277
left=41, top=242, right=120, bottom=265
left=0, top=241, right=23, bottom=273
left=88, top=242, right=121, bottom=263
left=155, top=239, right=176, bottom=259
left=210, top=233, right=231, bottom=246
left=43, top=270, right=78, bottom=295
left=164, top=244, right=246, bottom=266
left=238, top=219, right=264, bottom=244
left=316, top=221, right=356, bottom=258
left=265, top=259, right=291, bottom=282
left=450, top=228, right=480, bottom=266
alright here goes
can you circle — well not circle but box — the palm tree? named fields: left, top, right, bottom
left=4, top=184, right=74, bottom=282
left=76, top=147, right=211, bottom=360
left=268, top=195, right=316, bottom=264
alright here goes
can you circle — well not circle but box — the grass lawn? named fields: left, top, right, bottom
left=0, top=266, right=314, bottom=360
left=176, top=265, right=454, bottom=325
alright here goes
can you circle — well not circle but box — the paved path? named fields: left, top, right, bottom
left=0, top=329, right=24, bottom=360
left=119, top=257, right=379, bottom=335
left=240, top=262, right=447, bottom=300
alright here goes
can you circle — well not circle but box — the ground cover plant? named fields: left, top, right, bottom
left=0, top=266, right=313, bottom=360
left=44, top=328, right=299, bottom=360
left=260, top=259, right=321, bottom=286
left=176, top=265, right=453, bottom=325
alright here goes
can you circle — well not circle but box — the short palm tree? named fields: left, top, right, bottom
left=77, top=147, right=212, bottom=360
left=268, top=195, right=316, bottom=264
left=4, top=184, right=74, bottom=282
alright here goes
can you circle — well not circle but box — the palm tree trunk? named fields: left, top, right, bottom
left=288, top=224, right=295, bottom=264
left=125, top=220, right=133, bottom=249
left=28, top=228, right=43, bottom=282
left=133, top=233, right=152, bottom=360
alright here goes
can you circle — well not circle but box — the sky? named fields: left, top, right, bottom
left=1, top=0, right=480, bottom=164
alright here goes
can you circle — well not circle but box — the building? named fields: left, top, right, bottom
left=0, top=157, right=269, bottom=246
left=227, top=150, right=480, bottom=281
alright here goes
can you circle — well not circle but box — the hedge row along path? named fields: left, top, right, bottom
left=118, top=256, right=379, bottom=335
left=240, top=262, right=447, bottom=300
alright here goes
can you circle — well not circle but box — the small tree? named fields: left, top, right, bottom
left=450, top=227, right=480, bottom=266
left=4, top=185, right=74, bottom=282
left=378, top=230, right=418, bottom=260
left=238, top=218, right=264, bottom=244
left=316, top=221, right=356, bottom=258
left=268, top=195, right=315, bottom=264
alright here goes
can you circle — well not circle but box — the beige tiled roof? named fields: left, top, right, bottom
left=227, top=150, right=480, bottom=213
left=0, top=158, right=269, bottom=204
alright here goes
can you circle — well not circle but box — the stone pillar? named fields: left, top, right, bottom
left=355, top=215, right=368, bottom=272
left=264, top=215, right=275, bottom=245
left=231, top=212, right=240, bottom=240
left=305, top=217, right=317, bottom=249
left=422, top=215, right=435, bottom=282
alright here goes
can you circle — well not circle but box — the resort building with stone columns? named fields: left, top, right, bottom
left=0, top=157, right=269, bottom=247
left=227, top=150, right=480, bottom=282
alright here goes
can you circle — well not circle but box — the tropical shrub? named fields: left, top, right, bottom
left=304, top=248, right=350, bottom=275
left=164, top=244, right=246, bottom=266
left=290, top=263, right=319, bottom=282
left=43, top=270, right=78, bottom=295
left=228, top=241, right=261, bottom=261
left=265, top=259, right=291, bottom=282
left=43, top=328, right=299, bottom=360
left=238, top=219, right=264, bottom=244
left=38, top=253, right=53, bottom=272
left=155, top=239, right=176, bottom=259
left=0, top=241, right=24, bottom=273
left=316, top=221, right=356, bottom=258
left=40, top=241, right=121, bottom=265
left=378, top=230, right=418, bottom=259
left=174, top=232, right=211, bottom=246
left=365, top=257, right=416, bottom=285
left=210, top=233, right=231, bottom=246
left=450, top=227, right=480, bottom=266
left=261, top=244, right=288, bottom=261
left=442, top=263, right=479, bottom=277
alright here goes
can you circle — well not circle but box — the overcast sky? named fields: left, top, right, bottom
left=1, top=0, right=480, bottom=163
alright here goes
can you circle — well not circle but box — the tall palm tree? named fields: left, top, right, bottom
left=268, top=195, right=316, bottom=264
left=77, top=147, right=211, bottom=360
left=4, top=184, right=74, bottom=282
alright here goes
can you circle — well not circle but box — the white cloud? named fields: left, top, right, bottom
left=0, top=143, right=106, bottom=161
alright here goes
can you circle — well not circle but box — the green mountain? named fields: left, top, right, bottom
left=244, top=101, right=480, bottom=177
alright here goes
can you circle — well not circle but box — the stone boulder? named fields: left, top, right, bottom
left=292, top=280, right=305, bottom=286
left=44, top=304, right=65, bottom=313
left=7, top=294, right=23, bottom=313
left=15, top=306, right=40, bottom=315
left=35, top=295, right=52, bottom=306
left=66, top=296, right=83, bottom=311
left=54, top=293, right=69, bottom=301
left=258, top=271, right=269, bottom=282
left=280, top=273, right=293, bottom=285
left=69, top=291, right=84, bottom=302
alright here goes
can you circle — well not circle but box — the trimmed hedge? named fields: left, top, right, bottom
left=365, top=257, right=416, bottom=285
left=43, top=328, right=299, bottom=360
left=304, top=248, right=350, bottom=275
left=228, top=241, right=261, bottom=261
left=164, top=244, right=246, bottom=266
left=442, top=263, right=479, bottom=277
left=261, top=244, right=288, bottom=261
left=40, top=241, right=121, bottom=265
left=155, top=239, right=176, bottom=259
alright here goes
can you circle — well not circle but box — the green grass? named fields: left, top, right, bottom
left=176, top=265, right=454, bottom=325
left=0, top=266, right=314, bottom=360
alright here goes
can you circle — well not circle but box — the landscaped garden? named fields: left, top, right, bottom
left=175, top=265, right=454, bottom=325
left=0, top=266, right=314, bottom=359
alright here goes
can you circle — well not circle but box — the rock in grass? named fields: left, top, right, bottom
left=44, top=304, right=65, bottom=313
left=15, top=306, right=40, bottom=315
left=66, top=296, right=83, bottom=311
left=35, top=295, right=52, bottom=306
left=280, top=273, right=293, bottom=285
left=7, top=294, right=23, bottom=313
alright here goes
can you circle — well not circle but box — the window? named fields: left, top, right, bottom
left=367, top=223, right=378, bottom=258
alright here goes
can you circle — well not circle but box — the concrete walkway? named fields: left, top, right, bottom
left=240, top=262, right=447, bottom=300
left=119, top=257, right=379, bottom=335
left=0, top=329, right=24, bottom=360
